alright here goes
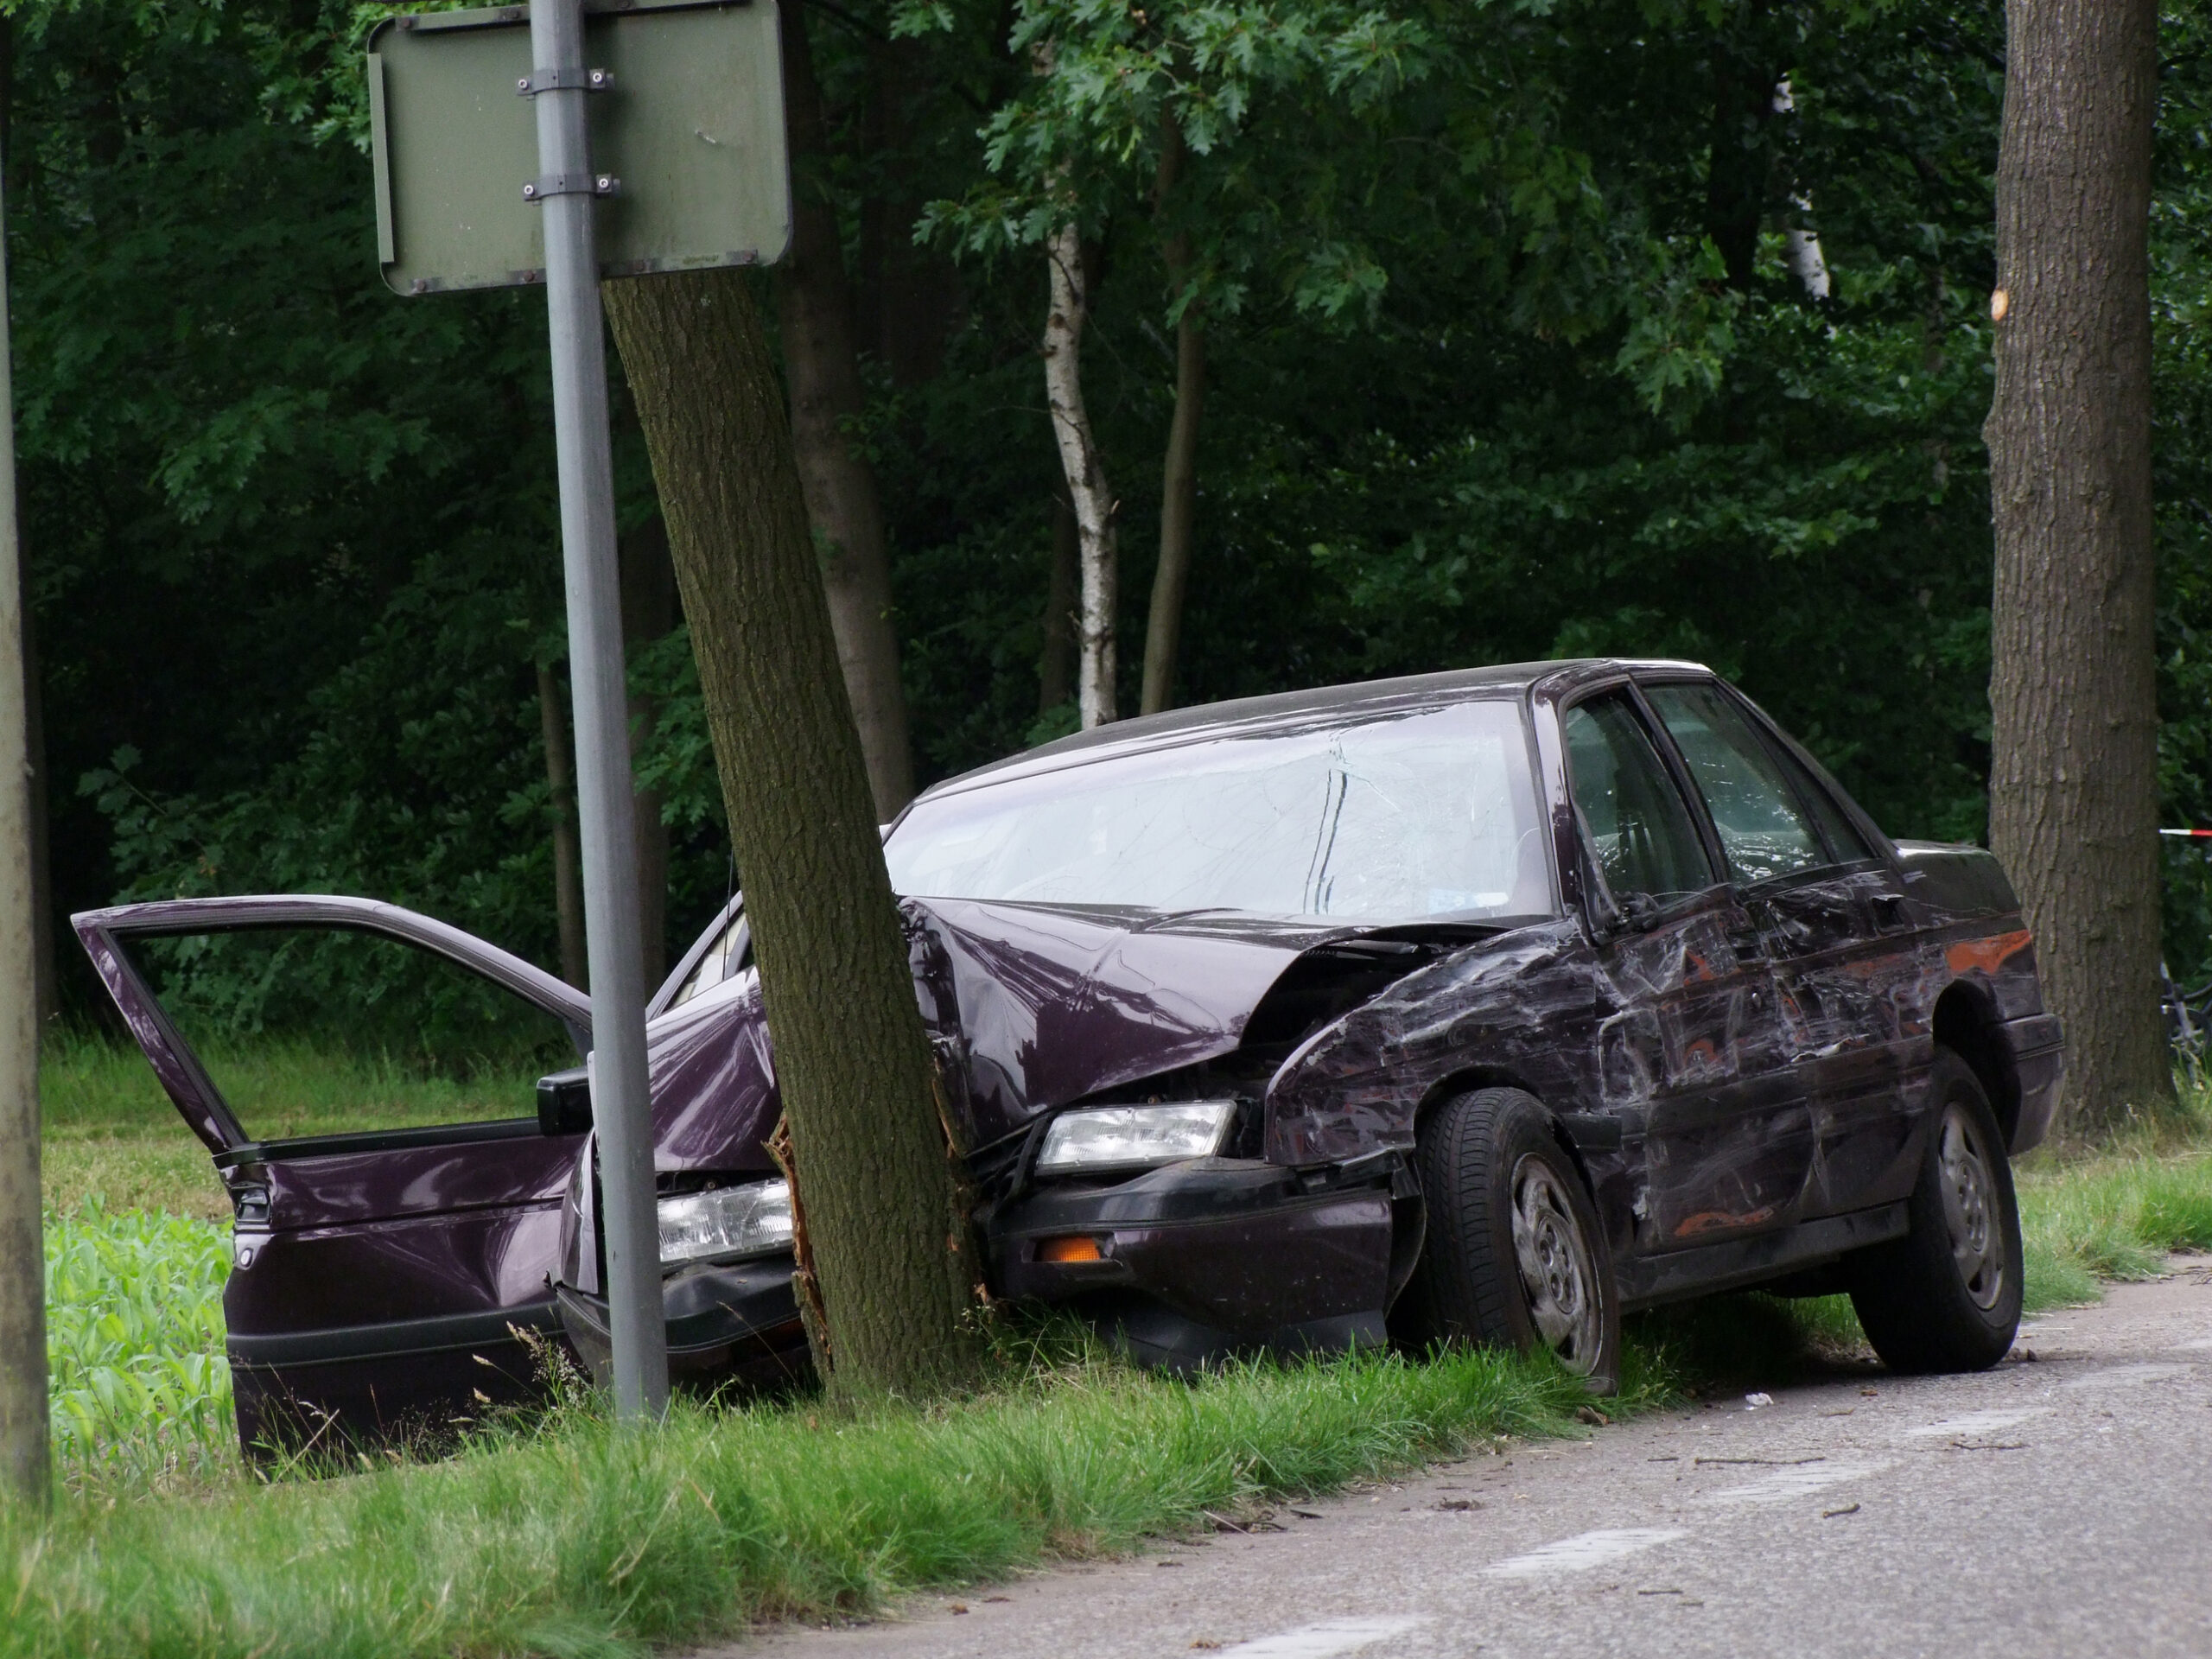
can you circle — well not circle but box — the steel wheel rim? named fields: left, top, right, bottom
left=1937, top=1103, right=2005, bottom=1312
left=1510, top=1155, right=1602, bottom=1374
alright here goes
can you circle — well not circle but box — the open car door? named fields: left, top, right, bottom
left=73, top=895, right=593, bottom=1457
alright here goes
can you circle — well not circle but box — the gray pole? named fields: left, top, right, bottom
left=527, top=0, right=669, bottom=1420
left=0, top=165, right=50, bottom=1500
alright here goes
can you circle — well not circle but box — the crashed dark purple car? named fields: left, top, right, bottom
left=77, top=660, right=2063, bottom=1448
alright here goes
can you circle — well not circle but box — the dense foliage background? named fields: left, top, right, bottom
left=21, top=0, right=2212, bottom=1019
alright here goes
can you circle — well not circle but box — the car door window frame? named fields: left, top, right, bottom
left=1558, top=682, right=1727, bottom=930
left=1631, top=676, right=1866, bottom=886
left=74, top=895, right=591, bottom=1162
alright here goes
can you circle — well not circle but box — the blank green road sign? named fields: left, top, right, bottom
left=368, top=0, right=789, bottom=296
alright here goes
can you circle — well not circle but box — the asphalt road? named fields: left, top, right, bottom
left=716, top=1262, right=2212, bottom=1659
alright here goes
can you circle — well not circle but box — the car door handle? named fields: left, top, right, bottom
left=1872, top=894, right=1910, bottom=931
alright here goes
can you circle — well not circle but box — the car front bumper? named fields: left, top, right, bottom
left=986, top=1156, right=1398, bottom=1370
left=555, top=1256, right=809, bottom=1393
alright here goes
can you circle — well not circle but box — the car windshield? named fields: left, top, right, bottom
left=885, top=699, right=1552, bottom=922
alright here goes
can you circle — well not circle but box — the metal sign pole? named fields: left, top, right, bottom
left=525, top=0, right=669, bottom=1420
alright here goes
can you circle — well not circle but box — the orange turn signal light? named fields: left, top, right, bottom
left=1037, top=1235, right=1104, bottom=1264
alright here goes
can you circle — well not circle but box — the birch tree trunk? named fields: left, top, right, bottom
left=1043, top=223, right=1117, bottom=728
left=1141, top=114, right=1205, bottom=717
left=603, top=267, right=976, bottom=1399
left=1986, top=0, right=2169, bottom=1133
left=774, top=0, right=914, bottom=820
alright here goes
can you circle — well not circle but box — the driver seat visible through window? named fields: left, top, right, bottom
left=1563, top=692, right=1715, bottom=909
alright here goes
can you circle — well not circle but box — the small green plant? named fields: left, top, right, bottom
left=43, top=1201, right=235, bottom=1490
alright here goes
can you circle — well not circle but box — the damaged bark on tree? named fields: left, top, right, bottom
left=1986, top=0, right=2170, bottom=1133
left=603, top=267, right=976, bottom=1398
left=774, top=0, right=915, bottom=822
left=1043, top=221, right=1118, bottom=729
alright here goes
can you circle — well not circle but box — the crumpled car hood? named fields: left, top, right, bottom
left=907, top=899, right=1394, bottom=1142
left=644, top=898, right=1397, bottom=1170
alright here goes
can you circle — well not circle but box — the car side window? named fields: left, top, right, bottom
left=1562, top=693, right=1716, bottom=907
left=1643, top=683, right=1828, bottom=885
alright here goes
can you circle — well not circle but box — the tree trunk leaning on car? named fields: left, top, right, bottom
left=1986, top=0, right=2172, bottom=1133
left=603, top=266, right=979, bottom=1401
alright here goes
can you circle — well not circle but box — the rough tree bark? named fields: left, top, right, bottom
left=774, top=0, right=914, bottom=821
left=1140, top=113, right=1205, bottom=717
left=603, top=268, right=976, bottom=1397
left=537, top=663, right=588, bottom=989
left=620, top=516, right=674, bottom=988
left=1044, top=223, right=1117, bottom=728
left=0, top=160, right=47, bottom=1497
left=1986, top=0, right=2170, bottom=1132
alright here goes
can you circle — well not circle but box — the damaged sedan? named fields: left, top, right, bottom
left=76, top=658, right=2063, bottom=1449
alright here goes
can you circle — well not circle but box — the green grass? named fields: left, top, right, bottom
left=0, top=1338, right=1613, bottom=1659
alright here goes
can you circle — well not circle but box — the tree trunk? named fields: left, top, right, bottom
left=1141, top=113, right=1205, bottom=717
left=22, top=581, right=50, bottom=1030
left=1044, top=224, right=1117, bottom=728
left=603, top=267, right=976, bottom=1398
left=537, top=662, right=588, bottom=990
left=773, top=0, right=915, bottom=822
left=1039, top=474, right=1078, bottom=718
left=620, top=516, right=674, bottom=989
left=1986, top=0, right=2169, bottom=1133
left=0, top=158, right=47, bottom=1497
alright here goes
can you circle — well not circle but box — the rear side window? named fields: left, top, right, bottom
left=1563, top=693, right=1715, bottom=906
left=1643, top=683, right=1828, bottom=885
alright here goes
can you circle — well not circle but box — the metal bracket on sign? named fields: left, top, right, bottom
left=522, top=173, right=622, bottom=201
left=517, top=65, right=613, bottom=93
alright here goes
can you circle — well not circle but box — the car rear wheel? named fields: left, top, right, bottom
left=1847, top=1047, right=2023, bottom=1374
left=1404, top=1087, right=1620, bottom=1394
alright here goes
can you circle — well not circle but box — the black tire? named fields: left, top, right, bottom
left=1403, top=1087, right=1621, bottom=1395
left=1848, top=1048, right=2024, bottom=1375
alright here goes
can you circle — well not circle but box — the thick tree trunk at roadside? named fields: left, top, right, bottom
left=620, top=516, right=674, bottom=988
left=537, top=663, right=588, bottom=990
left=1044, top=225, right=1117, bottom=728
left=1141, top=115, right=1204, bottom=717
left=1039, top=475, right=1078, bottom=718
left=774, top=0, right=914, bottom=821
left=604, top=267, right=976, bottom=1398
left=1986, top=0, right=2169, bottom=1133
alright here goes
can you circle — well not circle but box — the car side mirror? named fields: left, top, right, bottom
left=537, top=1066, right=594, bottom=1136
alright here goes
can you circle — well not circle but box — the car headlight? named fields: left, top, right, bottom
left=657, top=1179, right=793, bottom=1265
left=1034, top=1101, right=1236, bottom=1176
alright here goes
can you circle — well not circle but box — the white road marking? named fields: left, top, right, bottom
left=1216, top=1616, right=1431, bottom=1656
left=2173, top=1337, right=2212, bottom=1353
left=1484, top=1528, right=1686, bottom=1577
left=2060, top=1363, right=2192, bottom=1390
left=1700, top=1460, right=1890, bottom=1505
left=1904, top=1408, right=2047, bottom=1440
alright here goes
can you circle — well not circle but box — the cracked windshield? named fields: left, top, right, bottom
left=885, top=700, right=1550, bottom=922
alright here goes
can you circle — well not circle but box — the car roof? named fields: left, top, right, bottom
left=918, top=657, right=1713, bottom=804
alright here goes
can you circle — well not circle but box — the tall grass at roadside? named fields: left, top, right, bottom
left=0, top=1343, right=1605, bottom=1659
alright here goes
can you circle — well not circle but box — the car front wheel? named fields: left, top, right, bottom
left=1404, top=1086, right=1621, bottom=1394
left=1847, top=1047, right=2024, bottom=1374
